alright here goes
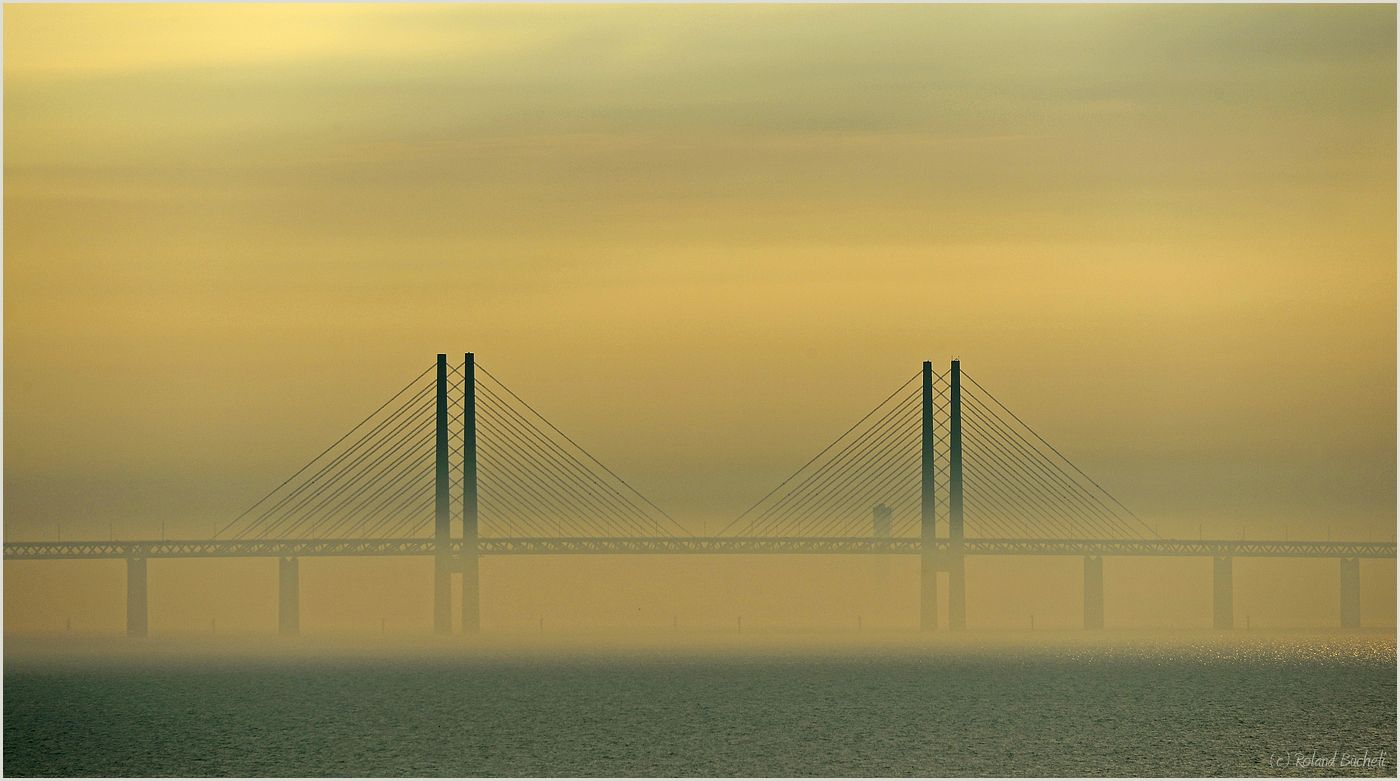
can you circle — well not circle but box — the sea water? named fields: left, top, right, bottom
left=4, top=632, right=1394, bottom=777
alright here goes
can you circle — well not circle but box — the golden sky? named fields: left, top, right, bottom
left=3, top=5, right=1395, bottom=633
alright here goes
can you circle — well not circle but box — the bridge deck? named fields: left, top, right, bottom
left=4, top=538, right=1394, bottom=560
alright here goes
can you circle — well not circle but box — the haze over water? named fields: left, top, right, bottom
left=4, top=6, right=1395, bottom=778
left=4, top=631, right=1395, bottom=777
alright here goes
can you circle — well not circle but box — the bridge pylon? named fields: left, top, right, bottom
left=919, top=359, right=968, bottom=630
left=949, top=359, right=966, bottom=630
left=462, top=352, right=480, bottom=634
left=920, top=361, right=938, bottom=630
left=434, top=354, right=452, bottom=634
left=432, top=352, right=483, bottom=634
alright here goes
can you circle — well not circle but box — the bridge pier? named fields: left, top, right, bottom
left=920, top=550, right=938, bottom=630
left=278, top=556, right=299, bottom=636
left=1340, top=558, right=1360, bottom=628
left=461, top=550, right=479, bottom=633
left=1212, top=556, right=1233, bottom=629
left=1083, top=555, right=1104, bottom=629
left=127, top=557, right=147, bottom=638
left=948, top=554, right=965, bottom=630
left=434, top=558, right=451, bottom=633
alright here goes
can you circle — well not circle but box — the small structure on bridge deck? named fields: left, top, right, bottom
left=872, top=504, right=892, bottom=538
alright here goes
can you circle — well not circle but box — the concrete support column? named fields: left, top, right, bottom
left=461, top=552, right=479, bottom=634
left=1083, top=555, right=1104, bottom=630
left=920, top=549, right=938, bottom=630
left=127, top=557, right=148, bottom=638
left=1212, top=556, right=1233, bottom=629
left=1340, top=558, right=1360, bottom=629
left=919, top=360, right=937, bottom=631
left=434, top=559, right=451, bottom=633
left=948, top=555, right=965, bottom=630
left=278, top=556, right=299, bottom=636
left=948, top=360, right=966, bottom=630
left=434, top=353, right=451, bottom=634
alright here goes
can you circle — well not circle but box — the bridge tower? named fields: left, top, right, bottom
left=462, top=353, right=480, bottom=634
left=434, top=354, right=452, bottom=633
left=920, top=361, right=938, bottom=630
left=949, top=360, right=966, bottom=630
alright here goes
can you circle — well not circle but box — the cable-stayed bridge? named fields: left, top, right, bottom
left=6, top=355, right=1393, bottom=637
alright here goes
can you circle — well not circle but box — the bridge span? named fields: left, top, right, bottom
left=7, top=536, right=1391, bottom=638
left=6, top=355, right=1393, bottom=637
left=6, top=537, right=1393, bottom=560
